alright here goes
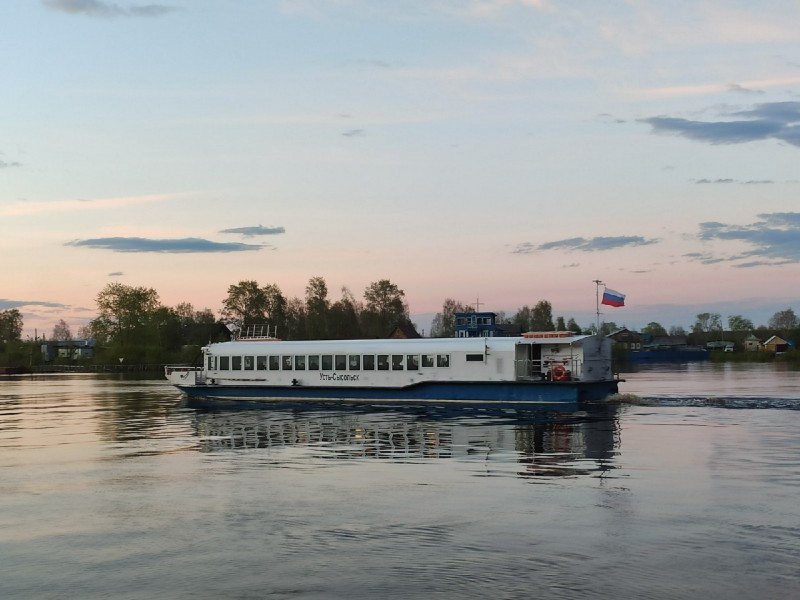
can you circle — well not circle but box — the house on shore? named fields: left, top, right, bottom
left=607, top=328, right=641, bottom=350
left=41, top=339, right=96, bottom=362
left=388, top=322, right=422, bottom=339
left=762, top=335, right=790, bottom=354
left=744, top=334, right=761, bottom=352
left=454, top=311, right=522, bottom=338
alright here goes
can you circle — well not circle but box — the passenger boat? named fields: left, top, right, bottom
left=165, top=328, right=621, bottom=404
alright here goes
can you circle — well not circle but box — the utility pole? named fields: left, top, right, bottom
left=593, top=280, right=604, bottom=335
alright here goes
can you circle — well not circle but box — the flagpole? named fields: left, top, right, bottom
left=593, top=279, right=604, bottom=334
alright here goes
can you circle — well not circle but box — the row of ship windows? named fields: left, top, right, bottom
left=210, top=353, right=454, bottom=372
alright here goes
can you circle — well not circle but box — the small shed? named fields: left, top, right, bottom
left=762, top=335, right=789, bottom=354
left=744, top=334, right=761, bottom=352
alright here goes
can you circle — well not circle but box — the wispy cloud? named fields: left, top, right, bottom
left=0, top=192, right=187, bottom=217
left=512, top=235, right=658, bottom=254
left=694, top=212, right=800, bottom=267
left=42, top=0, right=179, bottom=18
left=631, top=78, right=800, bottom=100
left=695, top=178, right=773, bottom=184
left=65, top=237, right=266, bottom=253
left=342, top=129, right=365, bottom=137
left=641, top=101, right=800, bottom=147
left=0, top=299, right=68, bottom=310
left=727, top=83, right=764, bottom=95
left=0, top=160, right=22, bottom=168
left=219, top=225, right=286, bottom=237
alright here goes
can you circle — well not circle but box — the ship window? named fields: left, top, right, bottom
left=363, top=355, right=375, bottom=370
left=220, top=356, right=230, bottom=370
left=244, top=356, right=254, bottom=370
left=308, top=355, right=320, bottom=370
left=466, top=354, right=483, bottom=362
left=269, top=356, right=280, bottom=371
left=322, top=355, right=333, bottom=370
left=377, top=354, right=389, bottom=370
left=456, top=317, right=465, bottom=325
left=406, top=355, right=419, bottom=370
left=294, top=355, right=306, bottom=370
left=282, top=356, right=293, bottom=370
left=437, top=354, right=450, bottom=368
left=392, top=355, right=404, bottom=370
left=421, top=354, right=434, bottom=368
left=208, top=356, right=216, bottom=370
left=232, top=356, right=242, bottom=370
left=349, top=355, right=360, bottom=370
left=335, top=355, right=347, bottom=370
left=256, top=356, right=267, bottom=370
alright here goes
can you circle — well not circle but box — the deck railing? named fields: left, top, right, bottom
left=514, top=358, right=582, bottom=381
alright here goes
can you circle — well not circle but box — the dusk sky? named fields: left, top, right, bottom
left=4, top=0, right=800, bottom=338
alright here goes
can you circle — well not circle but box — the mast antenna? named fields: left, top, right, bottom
left=593, top=280, right=605, bottom=334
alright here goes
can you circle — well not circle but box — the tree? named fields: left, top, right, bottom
left=430, top=298, right=469, bottom=338
left=566, top=317, right=582, bottom=334
left=511, top=306, right=532, bottom=332
left=768, top=308, right=798, bottom=333
left=284, top=297, right=307, bottom=340
left=91, top=282, right=161, bottom=345
left=329, top=287, right=361, bottom=339
left=0, top=309, right=23, bottom=343
left=221, top=280, right=269, bottom=326
left=172, top=302, right=196, bottom=326
left=669, top=325, right=686, bottom=336
left=692, top=312, right=722, bottom=333
left=641, top=322, right=667, bottom=336
left=263, top=283, right=288, bottom=334
left=530, top=300, right=554, bottom=331
left=599, top=321, right=618, bottom=335
left=305, top=276, right=330, bottom=339
left=52, top=319, right=73, bottom=341
left=166, top=304, right=221, bottom=348
left=361, top=279, right=408, bottom=337
left=555, top=316, right=566, bottom=331
left=727, top=315, right=754, bottom=332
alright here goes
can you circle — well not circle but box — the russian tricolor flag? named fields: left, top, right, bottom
left=601, top=288, right=625, bottom=307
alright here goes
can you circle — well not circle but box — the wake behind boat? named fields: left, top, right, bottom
left=165, top=330, right=621, bottom=404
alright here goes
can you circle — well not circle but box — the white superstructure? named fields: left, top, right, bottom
left=166, top=333, right=614, bottom=390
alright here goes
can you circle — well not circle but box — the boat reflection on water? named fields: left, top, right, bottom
left=187, top=401, right=620, bottom=480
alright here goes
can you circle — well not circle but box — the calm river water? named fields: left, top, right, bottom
left=2, top=363, right=799, bottom=599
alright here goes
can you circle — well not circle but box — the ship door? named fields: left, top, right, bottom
left=515, top=343, right=542, bottom=380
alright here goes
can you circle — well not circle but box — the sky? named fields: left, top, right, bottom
left=3, top=0, right=800, bottom=339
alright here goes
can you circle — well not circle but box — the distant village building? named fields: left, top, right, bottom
left=388, top=322, right=422, bottom=339
left=454, top=311, right=499, bottom=338
left=706, top=340, right=735, bottom=351
left=744, top=334, right=761, bottom=352
left=607, top=328, right=641, bottom=350
left=41, top=339, right=96, bottom=362
left=645, top=335, right=691, bottom=350
left=453, top=311, right=522, bottom=338
left=762, top=335, right=790, bottom=354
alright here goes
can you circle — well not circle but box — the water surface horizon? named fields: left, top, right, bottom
left=2, top=365, right=799, bottom=598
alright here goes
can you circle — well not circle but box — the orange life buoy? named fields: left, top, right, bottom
left=551, top=364, right=569, bottom=382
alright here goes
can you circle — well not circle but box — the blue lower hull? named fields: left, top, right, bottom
left=177, top=380, right=619, bottom=404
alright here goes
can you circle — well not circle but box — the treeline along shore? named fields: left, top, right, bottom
left=2, top=278, right=799, bottom=372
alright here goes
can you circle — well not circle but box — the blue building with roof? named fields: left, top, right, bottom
left=454, top=311, right=521, bottom=338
